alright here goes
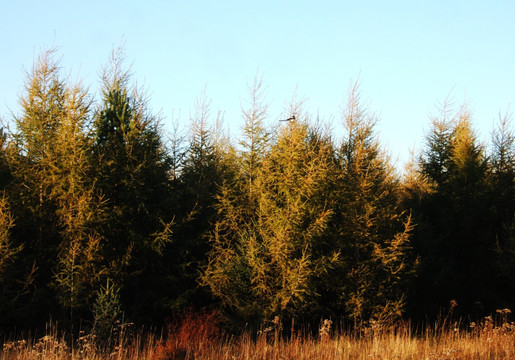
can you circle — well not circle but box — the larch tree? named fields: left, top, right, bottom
left=486, top=111, right=515, bottom=309
left=90, top=48, right=174, bottom=321
left=0, top=194, right=18, bottom=282
left=7, top=50, right=110, bottom=328
left=328, top=83, right=414, bottom=325
left=203, top=94, right=336, bottom=324
left=414, top=102, right=497, bottom=317
left=51, top=80, right=106, bottom=321
left=0, top=132, right=18, bottom=282
left=0, top=194, right=24, bottom=329
left=10, top=50, right=65, bottom=252
left=200, top=76, right=272, bottom=323
left=239, top=74, right=271, bottom=194
left=7, top=51, right=69, bottom=324
left=169, top=89, right=238, bottom=311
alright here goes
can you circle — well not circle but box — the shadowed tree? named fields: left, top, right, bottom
left=90, top=48, right=174, bottom=322
left=488, top=111, right=515, bottom=308
left=0, top=194, right=27, bottom=331
left=412, top=102, right=500, bottom=318
left=168, top=88, right=238, bottom=311
left=326, top=83, right=415, bottom=325
left=6, top=50, right=70, bottom=325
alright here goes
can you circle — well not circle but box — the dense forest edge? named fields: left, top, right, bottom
left=0, top=48, right=514, bottom=345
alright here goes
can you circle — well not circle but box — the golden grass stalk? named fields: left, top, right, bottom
left=1, top=313, right=514, bottom=360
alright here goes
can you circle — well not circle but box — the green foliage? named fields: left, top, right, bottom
left=167, top=88, right=239, bottom=312
left=0, top=195, right=19, bottom=280
left=420, top=102, right=455, bottom=187
left=488, top=113, right=515, bottom=307
left=239, top=74, right=271, bottom=191
left=93, top=279, right=123, bottom=345
left=5, top=50, right=78, bottom=326
left=50, top=78, right=107, bottom=316
left=89, top=48, right=176, bottom=321
left=10, top=49, right=66, bottom=243
left=326, top=83, right=415, bottom=325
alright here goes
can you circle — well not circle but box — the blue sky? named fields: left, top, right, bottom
left=1, top=1, right=514, bottom=169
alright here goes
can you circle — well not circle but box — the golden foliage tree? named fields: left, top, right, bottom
left=51, top=80, right=106, bottom=314
left=5, top=50, right=106, bottom=324
left=203, top=93, right=336, bottom=323
left=0, top=195, right=19, bottom=281
left=327, top=83, right=415, bottom=325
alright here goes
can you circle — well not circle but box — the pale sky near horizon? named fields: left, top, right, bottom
left=1, top=1, right=514, bottom=170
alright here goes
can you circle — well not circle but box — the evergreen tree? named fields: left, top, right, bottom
left=420, top=101, right=455, bottom=188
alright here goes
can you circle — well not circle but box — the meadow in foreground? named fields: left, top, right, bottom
left=1, top=310, right=514, bottom=360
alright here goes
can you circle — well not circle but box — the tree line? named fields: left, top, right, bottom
left=0, top=49, right=514, bottom=336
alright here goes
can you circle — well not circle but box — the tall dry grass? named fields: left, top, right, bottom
left=1, top=310, right=514, bottom=360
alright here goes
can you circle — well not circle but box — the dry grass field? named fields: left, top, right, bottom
left=1, top=310, right=514, bottom=360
